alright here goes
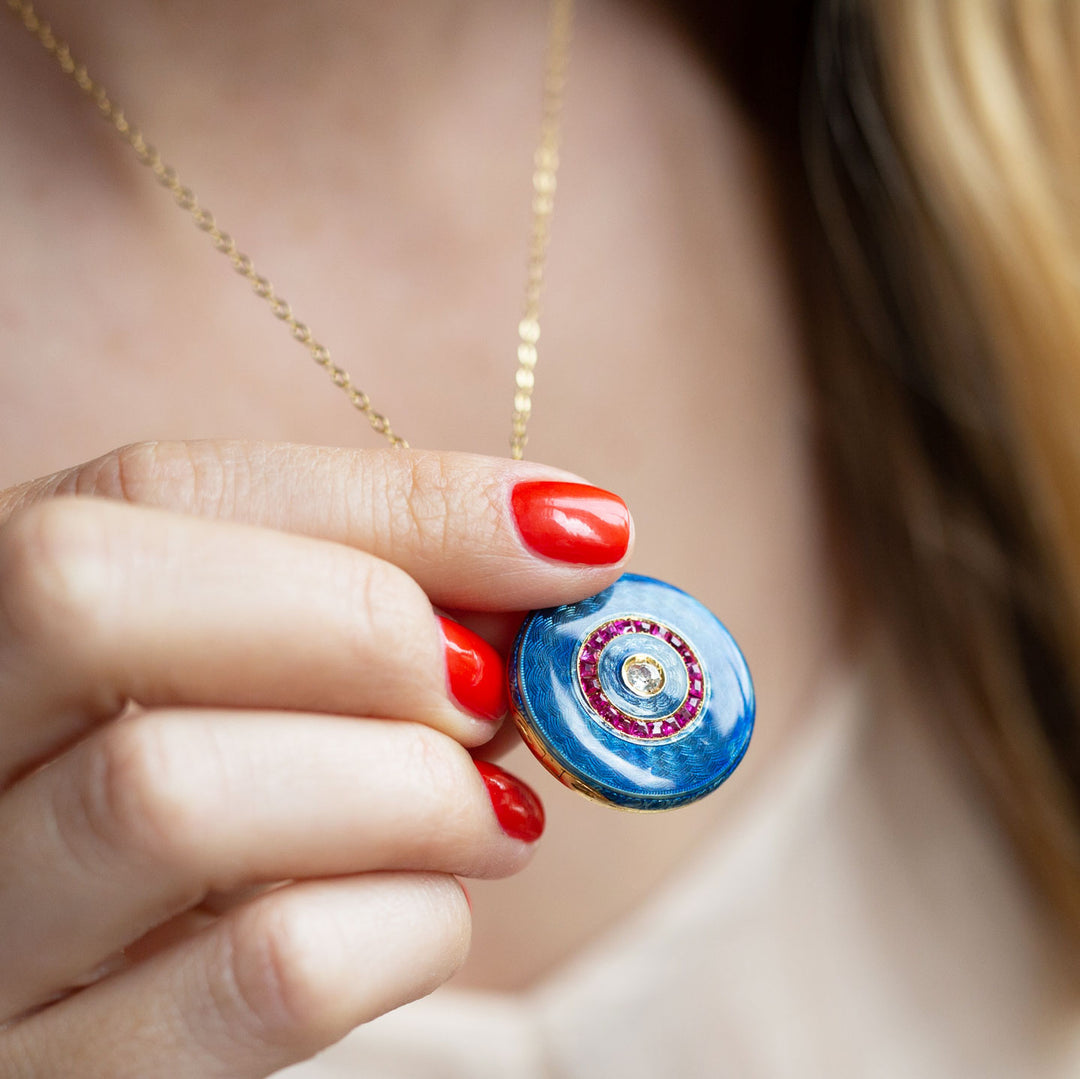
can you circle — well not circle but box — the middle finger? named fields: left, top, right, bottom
left=0, top=497, right=506, bottom=785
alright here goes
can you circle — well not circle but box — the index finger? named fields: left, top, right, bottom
left=1, top=441, right=634, bottom=611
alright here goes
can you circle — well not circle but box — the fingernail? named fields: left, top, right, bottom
left=475, top=760, right=545, bottom=842
left=510, top=481, right=631, bottom=565
left=438, top=616, right=508, bottom=722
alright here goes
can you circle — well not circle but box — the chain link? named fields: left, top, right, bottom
left=9, top=0, right=573, bottom=455
left=510, top=0, right=573, bottom=460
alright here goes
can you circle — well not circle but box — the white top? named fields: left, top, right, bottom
left=281, top=673, right=1080, bottom=1079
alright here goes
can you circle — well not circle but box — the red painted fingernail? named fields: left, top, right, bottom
left=438, top=617, right=508, bottom=722
left=510, top=481, right=630, bottom=565
left=475, top=760, right=545, bottom=842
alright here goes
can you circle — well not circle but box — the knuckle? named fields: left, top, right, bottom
left=399, top=724, right=473, bottom=812
left=398, top=453, right=455, bottom=558
left=76, top=717, right=206, bottom=870
left=385, top=873, right=473, bottom=991
left=356, top=450, right=506, bottom=567
left=366, top=451, right=455, bottom=562
left=222, top=875, right=471, bottom=1051
left=345, top=556, right=432, bottom=665
left=68, top=441, right=160, bottom=502
left=0, top=499, right=115, bottom=657
left=421, top=874, right=473, bottom=978
left=224, top=896, right=336, bottom=1050
left=76, top=440, right=239, bottom=517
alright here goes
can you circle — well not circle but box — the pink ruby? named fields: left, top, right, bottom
left=661, top=721, right=676, bottom=736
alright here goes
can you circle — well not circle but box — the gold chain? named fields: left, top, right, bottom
left=511, top=0, right=572, bottom=460
left=7, top=0, right=573, bottom=457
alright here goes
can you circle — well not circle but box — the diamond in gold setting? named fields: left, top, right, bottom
left=622, top=654, right=665, bottom=697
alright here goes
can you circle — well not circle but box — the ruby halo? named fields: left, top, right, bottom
left=576, top=616, right=706, bottom=744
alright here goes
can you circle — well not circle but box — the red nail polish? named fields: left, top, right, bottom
left=475, top=760, right=545, bottom=842
left=438, top=617, right=508, bottom=722
left=511, top=481, right=630, bottom=565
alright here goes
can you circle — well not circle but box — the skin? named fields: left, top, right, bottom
left=0, top=0, right=846, bottom=1074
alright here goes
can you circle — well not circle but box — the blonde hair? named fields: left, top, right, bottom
left=804, top=0, right=1080, bottom=942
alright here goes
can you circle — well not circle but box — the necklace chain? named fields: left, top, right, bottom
left=511, top=0, right=572, bottom=460
left=7, top=0, right=573, bottom=458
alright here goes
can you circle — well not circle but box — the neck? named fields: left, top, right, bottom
left=5, top=0, right=561, bottom=264
left=7, top=0, right=550, bottom=145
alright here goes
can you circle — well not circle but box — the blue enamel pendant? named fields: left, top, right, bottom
left=508, top=573, right=754, bottom=810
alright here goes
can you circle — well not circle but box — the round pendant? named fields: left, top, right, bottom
left=508, top=573, right=754, bottom=810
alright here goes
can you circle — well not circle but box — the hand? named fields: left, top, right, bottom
left=0, top=441, right=632, bottom=1078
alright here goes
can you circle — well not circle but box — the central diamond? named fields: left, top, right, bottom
left=621, top=654, right=666, bottom=697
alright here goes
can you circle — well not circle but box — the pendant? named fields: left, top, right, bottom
left=508, top=573, right=754, bottom=810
